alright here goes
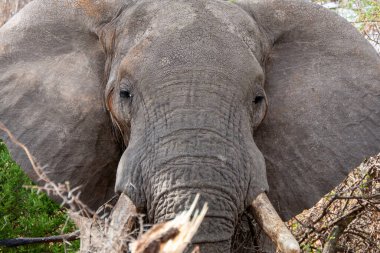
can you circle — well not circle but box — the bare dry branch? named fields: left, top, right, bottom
left=0, top=231, right=80, bottom=247
left=288, top=154, right=380, bottom=253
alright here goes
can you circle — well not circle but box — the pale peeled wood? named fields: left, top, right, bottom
left=130, top=194, right=208, bottom=253
left=70, top=193, right=137, bottom=252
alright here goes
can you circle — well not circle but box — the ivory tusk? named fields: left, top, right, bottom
left=251, top=193, right=301, bottom=253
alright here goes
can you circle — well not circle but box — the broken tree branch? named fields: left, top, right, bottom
left=0, top=231, right=80, bottom=247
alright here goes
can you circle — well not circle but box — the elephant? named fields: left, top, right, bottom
left=0, top=0, right=379, bottom=252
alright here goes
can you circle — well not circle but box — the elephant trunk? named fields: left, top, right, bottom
left=145, top=128, right=247, bottom=252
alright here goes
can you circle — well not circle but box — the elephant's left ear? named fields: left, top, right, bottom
left=0, top=0, right=129, bottom=209
left=237, top=0, right=380, bottom=219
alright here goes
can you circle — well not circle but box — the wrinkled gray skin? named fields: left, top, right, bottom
left=0, top=0, right=379, bottom=252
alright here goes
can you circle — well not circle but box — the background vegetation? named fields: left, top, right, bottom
left=288, top=155, right=380, bottom=253
left=0, top=140, right=79, bottom=252
left=313, top=0, right=380, bottom=53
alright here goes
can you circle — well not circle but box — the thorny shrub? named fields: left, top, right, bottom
left=287, top=154, right=380, bottom=253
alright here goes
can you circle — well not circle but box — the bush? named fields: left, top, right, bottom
left=287, top=154, right=380, bottom=253
left=0, top=140, right=79, bottom=253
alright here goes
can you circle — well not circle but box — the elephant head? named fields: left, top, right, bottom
left=1, top=0, right=379, bottom=252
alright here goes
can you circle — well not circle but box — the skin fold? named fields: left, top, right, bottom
left=0, top=0, right=379, bottom=252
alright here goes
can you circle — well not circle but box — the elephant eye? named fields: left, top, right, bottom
left=120, top=89, right=132, bottom=99
left=254, top=95, right=265, bottom=104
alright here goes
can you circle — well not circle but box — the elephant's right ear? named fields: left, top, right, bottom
left=0, top=0, right=129, bottom=209
left=238, top=0, right=380, bottom=220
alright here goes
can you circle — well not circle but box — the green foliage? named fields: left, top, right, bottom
left=341, top=0, right=380, bottom=31
left=351, top=0, right=379, bottom=21
left=313, top=0, right=380, bottom=29
left=0, top=140, right=79, bottom=253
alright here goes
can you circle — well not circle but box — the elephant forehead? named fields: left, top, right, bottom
left=117, top=0, right=263, bottom=81
left=205, top=0, right=269, bottom=61
left=144, top=1, right=197, bottom=36
left=114, top=0, right=197, bottom=75
left=121, top=0, right=197, bottom=42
